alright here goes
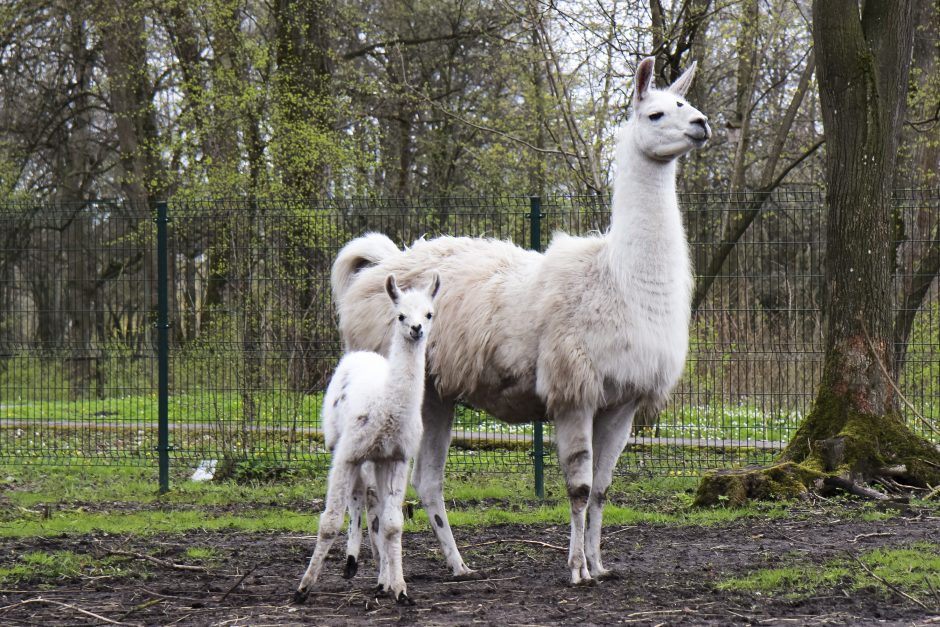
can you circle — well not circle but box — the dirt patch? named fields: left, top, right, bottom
left=1, top=503, right=939, bottom=626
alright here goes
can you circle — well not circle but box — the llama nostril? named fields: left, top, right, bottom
left=690, top=117, right=711, bottom=140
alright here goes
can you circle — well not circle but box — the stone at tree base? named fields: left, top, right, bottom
left=694, top=462, right=823, bottom=507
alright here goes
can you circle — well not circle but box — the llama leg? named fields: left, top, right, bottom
left=295, top=461, right=355, bottom=603
left=554, top=409, right=595, bottom=585
left=375, top=459, right=413, bottom=604
left=585, top=401, right=637, bottom=578
left=363, top=463, right=388, bottom=592
left=555, top=410, right=593, bottom=585
left=411, top=386, right=473, bottom=577
left=343, top=466, right=367, bottom=579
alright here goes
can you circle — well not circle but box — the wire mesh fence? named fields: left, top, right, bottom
left=1, top=191, right=937, bottom=479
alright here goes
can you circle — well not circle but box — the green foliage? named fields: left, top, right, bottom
left=212, top=452, right=329, bottom=484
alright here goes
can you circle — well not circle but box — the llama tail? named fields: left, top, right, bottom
left=331, top=232, right=401, bottom=303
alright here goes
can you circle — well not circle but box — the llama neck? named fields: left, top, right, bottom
left=384, top=337, right=427, bottom=415
left=606, top=130, right=685, bottom=279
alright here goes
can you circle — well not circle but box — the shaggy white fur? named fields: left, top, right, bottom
left=330, top=57, right=710, bottom=584
left=295, top=273, right=440, bottom=605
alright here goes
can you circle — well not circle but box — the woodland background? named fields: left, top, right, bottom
left=2, top=0, right=936, bottom=203
left=0, top=1, right=938, bottom=470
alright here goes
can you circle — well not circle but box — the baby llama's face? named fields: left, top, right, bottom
left=393, top=290, right=435, bottom=343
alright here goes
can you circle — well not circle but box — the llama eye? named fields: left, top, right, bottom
left=677, top=101, right=684, bottom=108
left=649, top=112, right=664, bottom=121
left=398, top=314, right=405, bottom=321
left=426, top=313, right=433, bottom=320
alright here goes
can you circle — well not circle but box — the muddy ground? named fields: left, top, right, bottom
left=1, top=500, right=939, bottom=626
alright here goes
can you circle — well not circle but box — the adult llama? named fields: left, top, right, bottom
left=330, top=57, right=710, bottom=584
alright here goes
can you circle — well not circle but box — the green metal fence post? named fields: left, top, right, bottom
left=529, top=196, right=545, bottom=499
left=155, top=201, right=170, bottom=494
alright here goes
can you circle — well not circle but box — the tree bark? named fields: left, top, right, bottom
left=728, top=0, right=759, bottom=193
left=690, top=54, right=818, bottom=314
left=97, top=0, right=166, bottom=208
left=698, top=0, right=940, bottom=503
left=892, top=0, right=940, bottom=373
left=779, top=0, right=939, bottom=486
left=272, top=0, right=335, bottom=196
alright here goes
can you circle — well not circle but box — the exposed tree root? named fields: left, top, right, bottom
left=694, top=461, right=930, bottom=507
left=821, top=476, right=890, bottom=501
left=694, top=462, right=822, bottom=507
left=695, top=409, right=940, bottom=507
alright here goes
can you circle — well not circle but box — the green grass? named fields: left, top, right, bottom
left=1, top=390, right=811, bottom=442
left=2, top=508, right=321, bottom=539
left=0, top=550, right=134, bottom=586
left=1, top=498, right=778, bottom=540
left=1, top=464, right=323, bottom=509
left=0, top=390, right=322, bottom=428
left=184, top=547, right=220, bottom=561
left=717, top=542, right=940, bottom=600
left=718, top=564, right=852, bottom=595
left=15, top=388, right=935, bottom=451
left=0, top=464, right=786, bottom=541
left=437, top=500, right=787, bottom=530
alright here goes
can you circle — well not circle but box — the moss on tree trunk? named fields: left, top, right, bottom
left=779, top=387, right=940, bottom=483
left=695, top=385, right=940, bottom=507
left=695, top=1, right=940, bottom=508
left=694, top=462, right=822, bottom=507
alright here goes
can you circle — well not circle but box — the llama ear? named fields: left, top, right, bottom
left=426, top=272, right=441, bottom=299
left=385, top=274, right=401, bottom=305
left=634, top=56, right=656, bottom=102
left=667, top=60, right=697, bottom=97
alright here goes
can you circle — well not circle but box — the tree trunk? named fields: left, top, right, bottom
left=728, top=0, right=759, bottom=194
left=777, top=0, right=939, bottom=486
left=97, top=0, right=166, bottom=363
left=892, top=0, right=940, bottom=373
left=98, top=0, right=165, bottom=208
left=272, top=0, right=335, bottom=196
left=690, top=54, right=819, bottom=314
left=697, top=0, right=940, bottom=505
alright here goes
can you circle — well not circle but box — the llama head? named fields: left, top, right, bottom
left=628, top=56, right=711, bottom=162
left=385, top=272, right=441, bottom=342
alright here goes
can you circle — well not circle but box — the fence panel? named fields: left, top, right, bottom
left=0, top=200, right=158, bottom=464
left=1, top=192, right=938, bottom=479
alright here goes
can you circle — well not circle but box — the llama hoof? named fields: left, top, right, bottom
left=396, top=591, right=415, bottom=606
left=342, top=555, right=358, bottom=579
left=449, top=569, right=484, bottom=581
left=595, top=568, right=622, bottom=581
left=373, top=583, right=386, bottom=596
left=572, top=577, right=597, bottom=587
left=292, top=588, right=310, bottom=605
left=569, top=567, right=595, bottom=586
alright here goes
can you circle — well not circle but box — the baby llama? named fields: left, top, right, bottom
left=330, top=56, right=710, bottom=584
left=294, top=272, right=440, bottom=605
